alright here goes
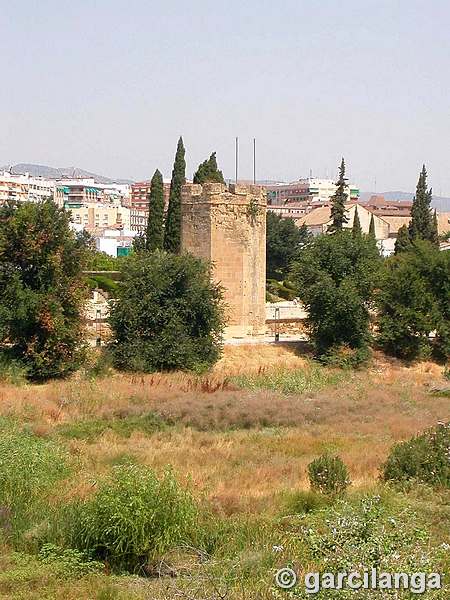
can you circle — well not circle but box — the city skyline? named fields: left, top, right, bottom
left=2, top=1, right=450, bottom=194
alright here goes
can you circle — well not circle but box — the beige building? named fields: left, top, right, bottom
left=68, top=203, right=131, bottom=231
left=298, top=203, right=390, bottom=239
left=181, top=182, right=266, bottom=338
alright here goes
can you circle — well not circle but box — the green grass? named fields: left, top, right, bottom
left=56, top=412, right=170, bottom=442
left=231, top=362, right=347, bottom=395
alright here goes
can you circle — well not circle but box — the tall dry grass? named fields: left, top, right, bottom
left=0, top=344, right=448, bottom=514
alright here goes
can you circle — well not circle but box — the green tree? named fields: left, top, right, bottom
left=0, top=200, right=88, bottom=380
left=352, top=206, right=362, bottom=237
left=109, top=251, right=225, bottom=372
left=377, top=240, right=450, bottom=360
left=368, top=212, right=376, bottom=238
left=266, top=212, right=310, bottom=279
left=193, top=152, right=225, bottom=185
left=291, top=231, right=380, bottom=359
left=409, top=165, right=435, bottom=243
left=431, top=209, right=439, bottom=246
left=394, top=224, right=412, bottom=254
left=328, top=158, right=349, bottom=233
left=145, top=169, right=164, bottom=252
left=164, top=137, right=186, bottom=254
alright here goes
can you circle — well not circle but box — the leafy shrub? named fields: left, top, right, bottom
left=0, top=424, right=70, bottom=545
left=65, top=466, right=198, bottom=572
left=296, top=495, right=446, bottom=597
left=308, top=454, right=351, bottom=496
left=381, top=422, right=450, bottom=487
left=0, top=350, right=29, bottom=384
left=38, top=543, right=103, bottom=576
left=319, top=343, right=371, bottom=369
left=109, top=251, right=225, bottom=373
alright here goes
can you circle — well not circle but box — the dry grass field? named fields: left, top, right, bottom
left=0, top=343, right=448, bottom=599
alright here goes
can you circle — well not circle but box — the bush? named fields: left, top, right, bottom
left=109, top=251, right=225, bottom=373
left=38, top=543, right=103, bottom=577
left=319, top=343, right=371, bottom=368
left=308, top=454, right=351, bottom=496
left=291, top=231, right=380, bottom=358
left=65, top=465, right=198, bottom=572
left=297, top=495, right=445, bottom=591
left=0, top=423, right=70, bottom=545
left=381, top=422, right=450, bottom=487
left=0, top=200, right=88, bottom=380
left=0, top=350, right=29, bottom=384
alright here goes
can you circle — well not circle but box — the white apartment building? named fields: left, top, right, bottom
left=0, top=171, right=56, bottom=204
left=266, top=178, right=359, bottom=206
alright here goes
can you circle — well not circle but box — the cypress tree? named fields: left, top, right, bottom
left=395, top=224, right=412, bottom=254
left=145, top=169, right=164, bottom=252
left=409, top=165, right=434, bottom=242
left=164, top=137, right=186, bottom=254
left=193, top=152, right=225, bottom=184
left=352, top=206, right=362, bottom=237
left=328, top=158, right=349, bottom=233
left=431, top=209, right=439, bottom=247
left=369, top=212, right=376, bottom=238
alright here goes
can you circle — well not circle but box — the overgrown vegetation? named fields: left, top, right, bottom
left=381, top=422, right=450, bottom=487
left=65, top=466, right=198, bottom=572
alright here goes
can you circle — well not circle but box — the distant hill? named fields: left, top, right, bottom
left=360, top=190, right=450, bottom=212
left=1, top=163, right=133, bottom=184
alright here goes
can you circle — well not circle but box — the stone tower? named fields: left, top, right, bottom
left=181, top=182, right=266, bottom=337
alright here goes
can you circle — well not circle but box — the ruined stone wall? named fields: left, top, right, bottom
left=181, top=183, right=266, bottom=337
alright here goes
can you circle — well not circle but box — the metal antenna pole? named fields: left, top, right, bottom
left=235, top=137, right=238, bottom=184
left=253, top=138, right=256, bottom=184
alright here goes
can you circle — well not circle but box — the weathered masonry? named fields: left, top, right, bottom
left=181, top=182, right=266, bottom=338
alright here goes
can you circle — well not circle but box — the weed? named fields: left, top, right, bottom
left=65, top=465, right=198, bottom=572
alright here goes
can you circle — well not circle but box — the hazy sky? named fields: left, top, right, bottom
left=2, top=0, right=450, bottom=193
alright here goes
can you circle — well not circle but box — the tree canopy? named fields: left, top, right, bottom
left=145, top=169, right=165, bottom=252
left=328, top=158, right=349, bottom=233
left=0, top=200, right=88, bottom=379
left=164, top=137, right=186, bottom=254
left=193, top=152, right=225, bottom=185
left=266, top=212, right=311, bottom=279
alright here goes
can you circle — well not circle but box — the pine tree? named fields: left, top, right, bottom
left=352, top=206, right=362, bottom=237
left=193, top=152, right=225, bottom=184
left=164, top=137, right=186, bottom=254
left=328, top=158, right=349, bottom=233
left=395, top=224, right=412, bottom=254
left=145, top=169, right=164, bottom=252
left=369, top=212, right=376, bottom=238
left=409, top=165, right=434, bottom=242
